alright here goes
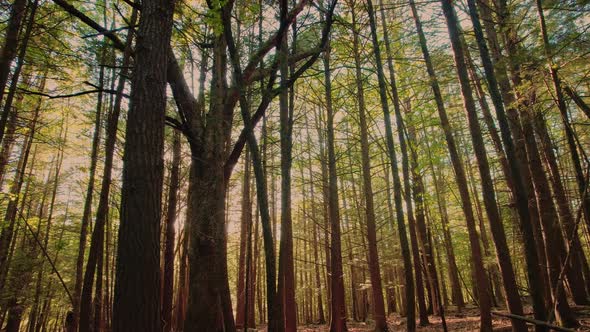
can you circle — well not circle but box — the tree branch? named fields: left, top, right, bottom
left=18, top=87, right=129, bottom=99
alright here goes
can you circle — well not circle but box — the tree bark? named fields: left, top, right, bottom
left=112, top=0, right=175, bottom=329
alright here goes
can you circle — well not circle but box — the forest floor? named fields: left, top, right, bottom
left=288, top=305, right=590, bottom=331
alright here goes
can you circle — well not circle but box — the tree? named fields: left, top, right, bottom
left=112, top=0, right=176, bottom=329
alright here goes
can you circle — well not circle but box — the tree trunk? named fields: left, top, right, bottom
left=535, top=0, right=590, bottom=253
left=407, top=108, right=448, bottom=329
left=521, top=107, right=579, bottom=327
left=365, top=1, right=414, bottom=329
left=0, top=75, right=44, bottom=293
left=0, top=0, right=27, bottom=127
left=348, top=3, right=388, bottom=330
left=304, top=117, right=326, bottom=324
left=112, top=0, right=175, bottom=329
left=323, top=41, right=347, bottom=332
left=479, top=0, right=553, bottom=322
left=277, top=0, right=297, bottom=328
left=236, top=148, right=252, bottom=329
left=163, top=130, right=181, bottom=332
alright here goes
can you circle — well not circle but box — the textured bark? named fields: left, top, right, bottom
left=112, top=0, right=175, bottom=329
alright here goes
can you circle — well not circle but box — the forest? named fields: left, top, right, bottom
left=0, top=0, right=590, bottom=330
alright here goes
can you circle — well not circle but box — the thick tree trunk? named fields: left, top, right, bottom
left=112, top=0, right=175, bottom=329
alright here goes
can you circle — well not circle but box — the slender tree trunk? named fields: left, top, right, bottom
left=347, top=3, right=387, bottom=330
left=407, top=108, right=448, bottom=330
left=323, top=40, right=347, bottom=332
left=163, top=130, right=181, bottom=332
left=421, top=121, right=463, bottom=311
left=237, top=148, right=252, bottom=329
left=304, top=117, right=326, bottom=324
left=535, top=0, right=590, bottom=250
left=80, top=12, right=136, bottom=329
left=73, top=45, right=107, bottom=331
left=0, top=75, right=44, bottom=292
left=0, top=0, right=36, bottom=182
left=277, top=0, right=297, bottom=328
left=521, top=107, right=579, bottom=327
left=365, top=1, right=414, bottom=329
left=479, top=0, right=553, bottom=321
left=409, top=1, right=492, bottom=329
left=29, top=123, right=65, bottom=332
left=0, top=0, right=27, bottom=125
left=533, top=113, right=590, bottom=295
left=0, top=72, right=30, bottom=186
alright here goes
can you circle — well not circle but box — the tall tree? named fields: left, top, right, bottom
left=112, top=0, right=176, bottom=329
left=348, top=1, right=388, bottom=330
left=162, top=130, right=181, bottom=332
left=323, top=34, right=347, bottom=332
left=365, top=0, right=415, bottom=329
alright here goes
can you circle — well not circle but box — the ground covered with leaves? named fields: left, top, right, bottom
left=276, top=306, right=590, bottom=331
